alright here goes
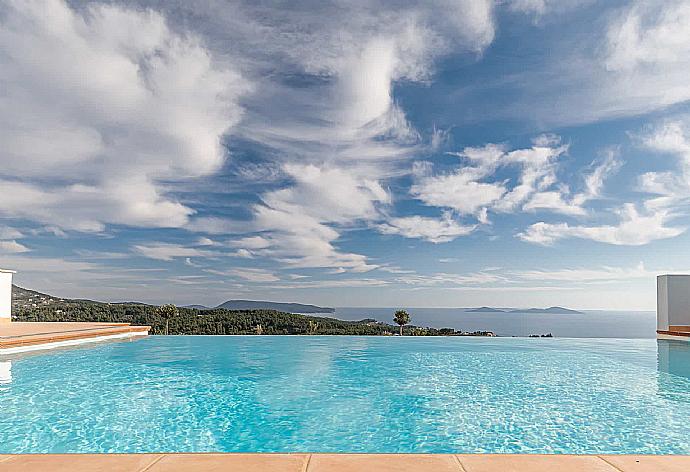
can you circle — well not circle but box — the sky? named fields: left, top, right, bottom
left=1, top=0, right=690, bottom=310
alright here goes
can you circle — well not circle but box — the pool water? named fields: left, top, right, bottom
left=1, top=336, right=690, bottom=454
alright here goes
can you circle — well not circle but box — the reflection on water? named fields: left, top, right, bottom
left=657, top=340, right=690, bottom=402
left=0, top=361, right=11, bottom=387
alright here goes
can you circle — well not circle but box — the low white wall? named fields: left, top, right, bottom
left=0, top=271, right=12, bottom=322
left=658, top=275, right=690, bottom=330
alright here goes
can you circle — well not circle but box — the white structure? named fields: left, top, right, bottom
left=0, top=361, right=11, bottom=385
left=657, top=275, right=690, bottom=334
left=0, top=269, right=14, bottom=324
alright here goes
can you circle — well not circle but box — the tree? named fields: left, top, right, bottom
left=308, top=320, right=319, bottom=335
left=393, top=309, right=411, bottom=336
left=155, top=304, right=179, bottom=335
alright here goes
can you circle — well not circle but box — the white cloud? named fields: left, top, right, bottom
left=522, top=191, right=586, bottom=216
left=508, top=0, right=596, bottom=17
left=73, top=250, right=128, bottom=260
left=207, top=268, right=280, bottom=283
left=185, top=217, right=250, bottom=235
left=605, top=0, right=690, bottom=72
left=411, top=136, right=590, bottom=220
left=577, top=149, right=623, bottom=203
left=468, top=0, right=690, bottom=127
left=0, top=225, right=29, bottom=253
left=0, top=255, right=103, bottom=276
left=230, top=236, right=272, bottom=251
left=525, top=149, right=622, bottom=215
left=439, top=258, right=459, bottom=263
left=378, top=214, right=476, bottom=243
left=0, top=226, right=23, bottom=240
left=236, top=162, right=392, bottom=272
left=410, top=136, right=627, bottom=246
left=269, top=278, right=389, bottom=290
left=513, top=262, right=653, bottom=283
left=250, top=205, right=378, bottom=272
left=234, top=249, right=254, bottom=259
left=0, top=240, right=29, bottom=253
left=0, top=0, right=503, bottom=274
left=411, top=172, right=506, bottom=215
left=187, top=0, right=500, bottom=270
left=493, top=136, right=568, bottom=212
left=0, top=0, right=248, bottom=231
left=518, top=203, right=685, bottom=246
left=196, top=237, right=216, bottom=247
left=583, top=0, right=690, bottom=121
left=264, top=164, right=390, bottom=224
left=638, top=118, right=690, bottom=210
left=230, top=268, right=280, bottom=283
left=133, top=243, right=215, bottom=261
left=411, top=143, right=506, bottom=215
left=396, top=271, right=507, bottom=287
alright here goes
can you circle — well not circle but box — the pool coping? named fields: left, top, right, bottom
left=0, top=323, right=150, bottom=355
left=0, top=453, right=688, bottom=471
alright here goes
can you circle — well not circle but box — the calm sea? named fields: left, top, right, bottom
left=333, top=308, right=656, bottom=338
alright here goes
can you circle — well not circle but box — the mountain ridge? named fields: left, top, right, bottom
left=12, top=285, right=334, bottom=314
left=214, top=300, right=334, bottom=314
left=508, top=306, right=584, bottom=314
left=465, top=306, right=506, bottom=313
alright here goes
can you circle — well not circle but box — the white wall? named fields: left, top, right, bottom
left=0, top=271, right=12, bottom=322
left=658, top=275, right=690, bottom=330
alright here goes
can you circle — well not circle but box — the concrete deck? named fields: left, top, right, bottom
left=0, top=322, right=150, bottom=354
left=657, top=325, right=690, bottom=340
left=0, top=454, right=688, bottom=471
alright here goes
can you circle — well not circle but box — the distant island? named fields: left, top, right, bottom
left=465, top=307, right=506, bottom=313
left=464, top=306, right=584, bottom=315
left=509, top=306, right=584, bottom=314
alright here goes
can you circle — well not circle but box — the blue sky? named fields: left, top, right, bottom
left=2, top=0, right=690, bottom=309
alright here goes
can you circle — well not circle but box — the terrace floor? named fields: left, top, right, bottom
left=658, top=325, right=690, bottom=339
left=0, top=454, right=688, bottom=471
left=0, top=322, right=149, bottom=353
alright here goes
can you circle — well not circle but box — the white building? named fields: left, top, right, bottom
left=0, top=269, right=14, bottom=324
left=657, top=275, right=690, bottom=338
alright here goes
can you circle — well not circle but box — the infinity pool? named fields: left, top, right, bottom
left=1, top=336, right=690, bottom=454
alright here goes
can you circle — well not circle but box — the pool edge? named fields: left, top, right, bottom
left=1, top=453, right=689, bottom=471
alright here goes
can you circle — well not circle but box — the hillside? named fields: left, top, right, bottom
left=215, top=300, right=334, bottom=313
left=509, top=306, right=584, bottom=314
left=11, top=286, right=492, bottom=336
left=465, top=307, right=506, bottom=313
left=12, top=285, right=72, bottom=310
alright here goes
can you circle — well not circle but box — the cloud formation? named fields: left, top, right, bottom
left=409, top=136, right=620, bottom=228
left=378, top=214, right=476, bottom=243
left=518, top=204, right=684, bottom=246
left=0, top=0, right=247, bottom=231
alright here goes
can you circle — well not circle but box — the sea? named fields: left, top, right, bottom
left=333, top=308, right=657, bottom=338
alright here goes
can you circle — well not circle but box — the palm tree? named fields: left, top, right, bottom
left=393, top=309, right=411, bottom=336
left=155, top=304, right=178, bottom=335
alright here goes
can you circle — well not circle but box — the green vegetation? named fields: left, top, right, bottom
left=12, top=286, right=495, bottom=337
left=13, top=300, right=495, bottom=336
left=155, top=304, right=179, bottom=335
left=393, top=309, right=411, bottom=336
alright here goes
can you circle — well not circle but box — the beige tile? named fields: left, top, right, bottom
left=148, top=453, right=309, bottom=472
left=1, top=454, right=163, bottom=472
left=307, top=454, right=462, bottom=472
left=457, top=454, right=618, bottom=472
left=600, top=455, right=690, bottom=472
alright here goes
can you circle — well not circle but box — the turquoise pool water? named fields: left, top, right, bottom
left=1, top=336, right=690, bottom=454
